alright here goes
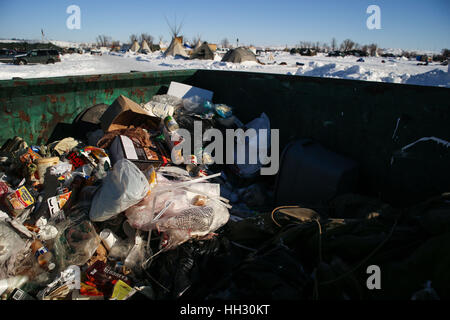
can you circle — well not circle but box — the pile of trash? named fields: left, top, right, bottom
left=0, top=82, right=272, bottom=300
left=0, top=81, right=448, bottom=300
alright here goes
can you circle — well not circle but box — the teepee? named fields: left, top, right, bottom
left=163, top=16, right=188, bottom=58
left=130, top=40, right=140, bottom=52
left=140, top=40, right=151, bottom=53
left=164, top=36, right=188, bottom=58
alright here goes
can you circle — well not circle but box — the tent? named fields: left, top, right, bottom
left=190, top=42, right=215, bottom=60
left=130, top=40, right=140, bottom=52
left=159, top=41, right=167, bottom=51
left=221, top=47, right=258, bottom=63
left=140, top=40, right=151, bottom=54
left=163, top=37, right=188, bottom=58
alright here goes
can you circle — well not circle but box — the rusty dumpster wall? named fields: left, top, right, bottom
left=0, top=70, right=197, bottom=146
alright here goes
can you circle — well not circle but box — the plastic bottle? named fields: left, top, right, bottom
left=164, top=116, right=179, bottom=132
left=30, top=239, right=55, bottom=271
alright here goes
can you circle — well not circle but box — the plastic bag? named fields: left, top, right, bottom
left=36, top=265, right=81, bottom=300
left=54, top=215, right=101, bottom=270
left=182, top=96, right=204, bottom=113
left=0, top=221, right=32, bottom=280
left=156, top=200, right=230, bottom=250
left=125, top=171, right=226, bottom=231
left=89, top=159, right=150, bottom=222
left=0, top=221, right=27, bottom=265
left=232, top=113, right=271, bottom=178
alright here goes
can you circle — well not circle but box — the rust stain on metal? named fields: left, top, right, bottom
left=37, top=110, right=73, bottom=145
left=18, top=110, right=30, bottom=122
left=50, top=95, right=58, bottom=103
left=13, top=81, right=28, bottom=86
left=104, top=88, right=114, bottom=97
left=86, top=75, right=101, bottom=82
left=38, top=80, right=56, bottom=86
left=2, top=106, right=12, bottom=116
left=60, top=96, right=66, bottom=103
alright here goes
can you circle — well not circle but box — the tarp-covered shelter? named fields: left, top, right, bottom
left=221, top=47, right=258, bottom=63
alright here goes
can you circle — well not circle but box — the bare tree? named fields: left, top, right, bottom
left=368, top=43, right=378, bottom=56
left=96, top=35, right=111, bottom=47
left=129, top=34, right=138, bottom=44
left=221, top=38, right=230, bottom=48
left=159, top=35, right=164, bottom=43
left=340, top=39, right=355, bottom=52
left=331, top=37, right=337, bottom=51
left=139, top=33, right=154, bottom=45
left=192, top=34, right=202, bottom=45
left=361, top=45, right=369, bottom=54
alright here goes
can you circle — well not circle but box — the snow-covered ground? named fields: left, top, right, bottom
left=0, top=51, right=448, bottom=87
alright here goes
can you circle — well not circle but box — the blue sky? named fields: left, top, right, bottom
left=0, top=0, right=449, bottom=51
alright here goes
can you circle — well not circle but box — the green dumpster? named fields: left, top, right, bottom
left=0, top=70, right=449, bottom=206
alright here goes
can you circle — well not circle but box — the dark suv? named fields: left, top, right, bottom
left=0, top=49, right=17, bottom=63
left=13, top=49, right=61, bottom=65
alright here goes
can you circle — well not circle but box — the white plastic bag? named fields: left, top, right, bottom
left=89, top=159, right=150, bottom=222
left=233, top=113, right=271, bottom=178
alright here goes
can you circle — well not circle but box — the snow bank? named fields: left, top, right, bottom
left=0, top=51, right=448, bottom=88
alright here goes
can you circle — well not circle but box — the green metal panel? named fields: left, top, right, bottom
left=0, top=69, right=449, bottom=205
left=0, top=69, right=197, bottom=145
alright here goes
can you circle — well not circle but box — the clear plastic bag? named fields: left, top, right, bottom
left=182, top=95, right=204, bottom=113
left=0, top=221, right=27, bottom=265
left=126, top=170, right=230, bottom=250
left=89, top=159, right=150, bottom=222
left=54, top=215, right=101, bottom=270
left=125, top=171, right=227, bottom=231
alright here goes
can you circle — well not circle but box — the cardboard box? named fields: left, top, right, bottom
left=99, top=95, right=159, bottom=132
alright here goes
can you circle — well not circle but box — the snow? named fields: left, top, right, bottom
left=0, top=51, right=448, bottom=88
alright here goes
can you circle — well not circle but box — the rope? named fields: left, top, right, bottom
left=318, top=217, right=398, bottom=286
left=271, top=206, right=303, bottom=227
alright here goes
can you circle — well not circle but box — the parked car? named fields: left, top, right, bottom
left=90, top=50, right=102, bottom=56
left=0, top=49, right=17, bottom=63
left=13, top=49, right=61, bottom=65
